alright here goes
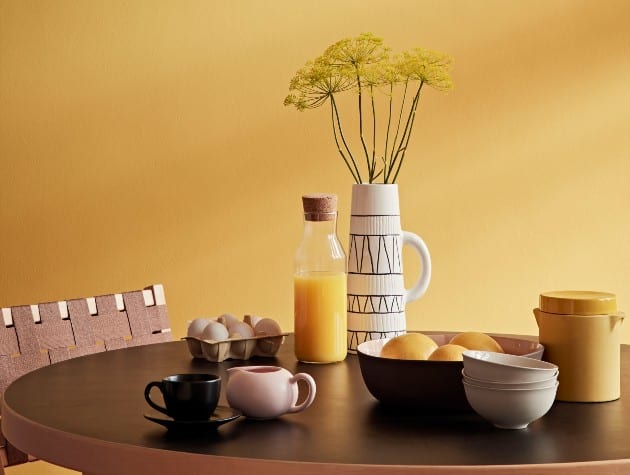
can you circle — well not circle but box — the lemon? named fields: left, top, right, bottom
left=427, top=344, right=468, bottom=361
left=449, top=332, right=504, bottom=353
left=380, top=333, right=438, bottom=360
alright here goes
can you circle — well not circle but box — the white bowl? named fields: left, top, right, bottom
left=463, top=350, right=558, bottom=383
left=463, top=380, right=558, bottom=429
left=462, top=369, right=558, bottom=390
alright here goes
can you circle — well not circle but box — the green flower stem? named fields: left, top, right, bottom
left=331, top=95, right=362, bottom=183
left=389, top=81, right=422, bottom=180
left=392, top=82, right=424, bottom=183
left=383, top=83, right=394, bottom=182
left=386, top=80, right=409, bottom=182
left=370, top=85, right=378, bottom=181
left=355, top=72, right=372, bottom=182
left=330, top=102, right=359, bottom=183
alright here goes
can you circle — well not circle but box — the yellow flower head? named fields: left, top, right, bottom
left=397, top=48, right=453, bottom=91
left=284, top=59, right=354, bottom=110
left=322, top=32, right=390, bottom=69
left=360, top=57, right=402, bottom=93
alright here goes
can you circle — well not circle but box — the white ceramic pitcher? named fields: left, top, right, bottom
left=347, top=184, right=431, bottom=352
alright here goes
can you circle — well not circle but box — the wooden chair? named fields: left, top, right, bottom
left=0, top=284, right=172, bottom=469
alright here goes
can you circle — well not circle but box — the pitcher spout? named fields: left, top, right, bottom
left=533, top=308, right=542, bottom=327
left=611, top=312, right=625, bottom=327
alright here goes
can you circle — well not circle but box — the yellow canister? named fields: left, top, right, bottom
left=533, top=291, right=624, bottom=402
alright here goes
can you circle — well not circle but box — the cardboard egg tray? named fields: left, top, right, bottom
left=184, top=333, right=288, bottom=362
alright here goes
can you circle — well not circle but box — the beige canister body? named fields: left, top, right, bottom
left=533, top=290, right=624, bottom=402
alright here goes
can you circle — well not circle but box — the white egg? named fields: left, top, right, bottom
left=254, top=318, right=282, bottom=337
left=218, top=313, right=239, bottom=327
left=187, top=318, right=212, bottom=338
left=244, top=314, right=262, bottom=327
left=227, top=321, right=255, bottom=339
left=200, top=320, right=230, bottom=341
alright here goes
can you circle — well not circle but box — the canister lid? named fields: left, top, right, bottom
left=539, top=290, right=617, bottom=315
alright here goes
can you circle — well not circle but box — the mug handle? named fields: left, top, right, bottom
left=287, top=373, right=317, bottom=414
left=402, top=231, right=432, bottom=304
left=144, top=381, right=169, bottom=415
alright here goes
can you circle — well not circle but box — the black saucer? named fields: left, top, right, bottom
left=144, top=406, right=241, bottom=430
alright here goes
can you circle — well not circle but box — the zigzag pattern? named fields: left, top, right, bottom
left=347, top=329, right=405, bottom=352
left=347, top=294, right=404, bottom=314
left=348, top=234, right=402, bottom=274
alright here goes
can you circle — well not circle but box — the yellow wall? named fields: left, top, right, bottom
left=1, top=1, right=629, bottom=472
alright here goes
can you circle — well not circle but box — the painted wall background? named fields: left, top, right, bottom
left=0, top=1, right=628, bottom=473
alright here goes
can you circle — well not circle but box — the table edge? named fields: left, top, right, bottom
left=3, top=397, right=629, bottom=475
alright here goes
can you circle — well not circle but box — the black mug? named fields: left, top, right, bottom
left=144, top=373, right=221, bottom=421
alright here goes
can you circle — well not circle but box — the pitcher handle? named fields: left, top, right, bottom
left=287, top=373, right=317, bottom=414
left=402, top=231, right=432, bottom=304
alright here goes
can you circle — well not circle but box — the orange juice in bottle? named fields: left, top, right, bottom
left=294, top=194, right=347, bottom=363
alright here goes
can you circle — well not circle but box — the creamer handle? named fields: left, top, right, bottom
left=288, top=372, right=317, bottom=414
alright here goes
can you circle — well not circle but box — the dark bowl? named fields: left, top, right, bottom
left=357, top=333, right=543, bottom=411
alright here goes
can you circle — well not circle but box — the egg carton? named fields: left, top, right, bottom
left=184, top=333, right=288, bottom=362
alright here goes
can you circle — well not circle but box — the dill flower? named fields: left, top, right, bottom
left=284, top=33, right=453, bottom=184
left=321, top=32, right=390, bottom=71
left=397, top=48, right=453, bottom=91
left=284, top=60, right=354, bottom=111
left=367, top=57, right=402, bottom=90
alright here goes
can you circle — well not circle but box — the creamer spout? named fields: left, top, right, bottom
left=226, top=365, right=260, bottom=376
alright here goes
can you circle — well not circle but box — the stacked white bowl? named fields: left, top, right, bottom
left=462, top=350, right=559, bottom=429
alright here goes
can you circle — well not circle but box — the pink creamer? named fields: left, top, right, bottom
left=226, top=366, right=316, bottom=420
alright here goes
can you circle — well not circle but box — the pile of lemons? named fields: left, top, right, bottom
left=380, top=332, right=504, bottom=361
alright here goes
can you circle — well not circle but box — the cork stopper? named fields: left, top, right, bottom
left=302, top=193, right=337, bottom=221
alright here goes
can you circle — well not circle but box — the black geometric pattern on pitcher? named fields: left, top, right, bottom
left=347, top=329, right=405, bottom=350
left=347, top=294, right=404, bottom=314
left=348, top=234, right=402, bottom=275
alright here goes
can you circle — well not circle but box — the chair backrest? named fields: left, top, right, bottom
left=0, top=284, right=172, bottom=467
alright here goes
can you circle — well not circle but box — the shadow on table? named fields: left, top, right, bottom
left=367, top=401, right=485, bottom=433
left=366, top=401, right=567, bottom=465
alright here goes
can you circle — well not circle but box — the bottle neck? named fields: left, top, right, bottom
left=303, top=214, right=338, bottom=237
left=295, top=212, right=346, bottom=273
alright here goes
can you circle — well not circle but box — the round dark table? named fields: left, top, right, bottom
left=2, top=336, right=630, bottom=474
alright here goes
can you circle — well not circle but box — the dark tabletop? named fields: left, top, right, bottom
left=3, top=335, right=630, bottom=466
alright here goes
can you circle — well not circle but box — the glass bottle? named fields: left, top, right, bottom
left=294, top=193, right=347, bottom=363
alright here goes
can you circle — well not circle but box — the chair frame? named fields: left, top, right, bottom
left=0, top=284, right=172, bottom=468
